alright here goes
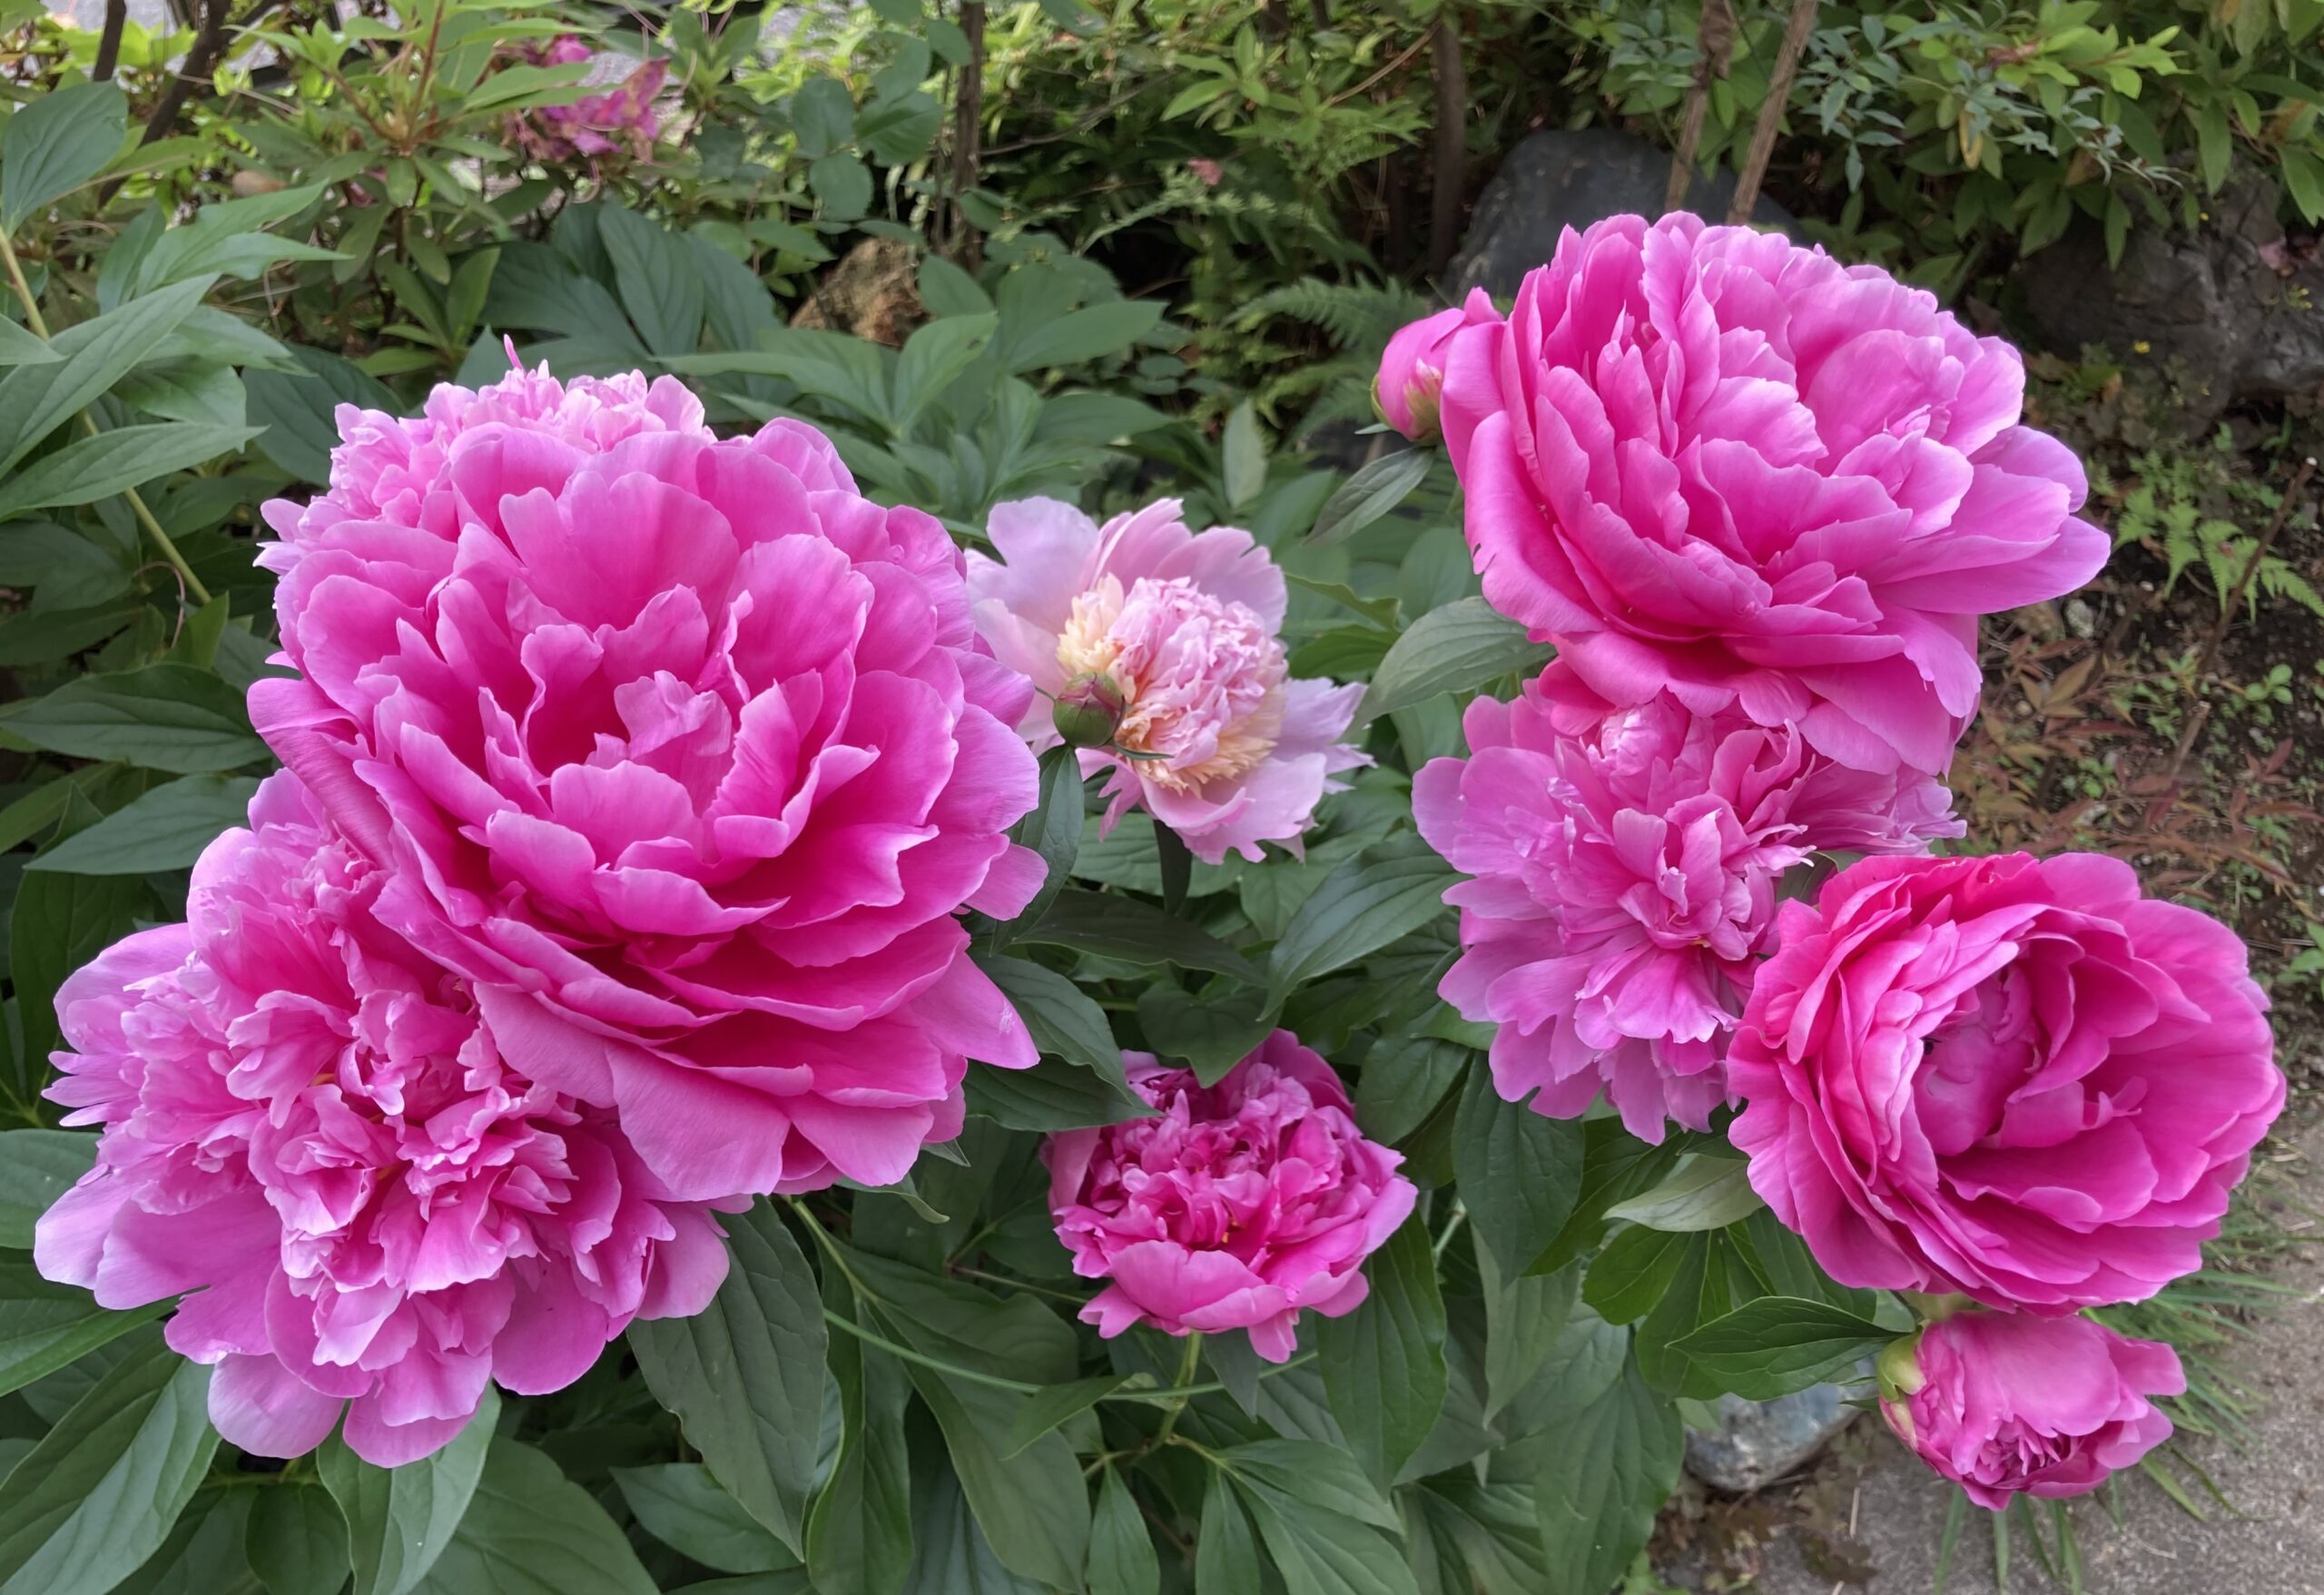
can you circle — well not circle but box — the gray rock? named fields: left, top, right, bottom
left=1445, top=127, right=1796, bottom=300
left=1684, top=1382, right=1860, bottom=1494
left=2017, top=173, right=2324, bottom=428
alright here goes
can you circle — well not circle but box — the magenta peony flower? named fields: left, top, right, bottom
left=1413, top=663, right=1960, bottom=1141
left=511, top=38, right=668, bottom=163
left=34, top=775, right=734, bottom=1468
left=251, top=358, right=1043, bottom=1202
left=1729, top=852, right=2283, bottom=1310
left=1375, top=290, right=1502, bottom=442
left=1434, top=212, right=2109, bottom=777
left=1881, top=1311, right=2182, bottom=1509
left=1044, top=1032, right=1414, bottom=1362
left=965, top=497, right=1368, bottom=864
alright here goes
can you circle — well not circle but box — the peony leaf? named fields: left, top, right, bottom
left=1088, top=1466, right=1160, bottom=1595
left=1356, top=598, right=1551, bottom=724
left=24, top=775, right=260, bottom=877
left=320, top=1390, right=497, bottom=1595
left=1001, top=1374, right=1130, bottom=1461
left=1266, top=835, right=1456, bottom=1001
left=1668, top=1295, right=1893, bottom=1403
left=613, top=1464, right=796, bottom=1576
left=408, top=1440, right=655, bottom=1595
left=1452, top=1066, right=1585, bottom=1277
left=1019, top=887, right=1263, bottom=984
left=0, top=664, right=267, bottom=774
left=1317, top=1211, right=1446, bottom=1489
left=0, top=1258, right=172, bottom=1400
left=805, top=1277, right=912, bottom=1595
left=1581, top=1223, right=1694, bottom=1326
left=0, top=82, right=126, bottom=235
left=1530, top=1353, right=1683, bottom=1595
left=990, top=747, right=1083, bottom=946
left=0, top=1129, right=95, bottom=1247
left=1305, top=449, right=1431, bottom=548
left=1603, top=1155, right=1766, bottom=1234
left=243, top=1483, right=349, bottom=1595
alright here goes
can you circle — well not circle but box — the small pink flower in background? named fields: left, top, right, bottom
left=251, top=357, right=1043, bottom=1204
left=1413, top=663, right=1959, bottom=1141
left=1434, top=212, right=2110, bottom=778
left=1728, top=852, right=2282, bottom=1311
left=966, top=497, right=1368, bottom=864
left=1374, top=289, right=1501, bottom=443
left=1881, top=1311, right=2182, bottom=1509
left=34, top=775, right=734, bottom=1468
left=1045, top=1032, right=1413, bottom=1362
left=1187, top=158, right=1224, bottom=187
left=510, top=37, right=669, bottom=163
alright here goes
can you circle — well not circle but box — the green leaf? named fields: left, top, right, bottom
left=1602, top=1156, right=1765, bottom=1233
left=1531, top=1355, right=1683, bottom=1595
left=1195, top=1473, right=1263, bottom=1595
left=1268, top=834, right=1454, bottom=999
left=896, top=1366, right=1089, bottom=1590
left=1001, top=1373, right=1128, bottom=1459
left=1088, top=1468, right=1159, bottom=1595
left=806, top=1284, right=913, bottom=1595
left=1531, top=1119, right=1686, bottom=1277
left=0, top=1332, right=219, bottom=1595
left=1479, top=1246, right=1576, bottom=1423
left=1, top=82, right=126, bottom=233
left=614, top=1464, right=796, bottom=1575
left=596, top=207, right=704, bottom=360
left=0, top=279, right=212, bottom=475
left=1581, top=1223, right=1693, bottom=1325
left=898, top=1428, right=1043, bottom=1595
left=0, top=1257, right=172, bottom=1398
left=1222, top=1441, right=1419, bottom=1595
left=1135, top=980, right=1273, bottom=1085
left=1317, top=1211, right=1445, bottom=1487
left=1004, top=300, right=1164, bottom=373
left=792, top=76, right=856, bottom=159
left=630, top=1202, right=825, bottom=1551
left=1669, top=1295, right=1893, bottom=1401
left=1452, top=1066, right=1585, bottom=1275
left=0, top=665, right=266, bottom=773
left=1406, top=1479, right=1551, bottom=1595
left=893, top=312, right=996, bottom=432
left=25, top=775, right=259, bottom=876
left=0, top=1130, right=96, bottom=1247
left=972, top=953, right=1112, bottom=1068
left=990, top=747, right=1081, bottom=944
left=11, top=843, right=154, bottom=1078
left=1019, top=887, right=1263, bottom=983
left=1222, top=399, right=1266, bottom=508
left=0, top=320, right=56, bottom=367
left=917, top=256, right=992, bottom=320
left=320, top=1391, right=497, bottom=1595
left=1306, top=450, right=1430, bottom=547
left=244, top=346, right=397, bottom=486
left=1352, top=1034, right=1465, bottom=1146
left=0, top=599, right=141, bottom=669
left=809, top=154, right=872, bottom=220
left=1357, top=598, right=1551, bottom=724
left=410, top=1440, right=656, bottom=1595
left=0, top=421, right=257, bottom=517
left=242, top=1483, right=347, bottom=1595
left=966, top=1056, right=1149, bottom=1129
left=120, top=1490, right=259, bottom=1595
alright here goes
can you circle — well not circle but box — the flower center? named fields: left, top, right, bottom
left=1054, top=574, right=1286, bottom=792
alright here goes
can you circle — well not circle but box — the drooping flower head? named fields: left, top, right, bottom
left=967, top=497, right=1368, bottom=864
left=1045, top=1032, right=1414, bottom=1362
left=1880, top=1311, right=2182, bottom=1510
left=35, top=775, right=734, bottom=1468
left=1729, top=852, right=2282, bottom=1310
left=508, top=37, right=668, bottom=163
left=1414, top=663, right=1961, bottom=1141
left=252, top=357, right=1044, bottom=1202
left=1374, top=289, right=1501, bottom=443
left=1434, top=212, right=2110, bottom=777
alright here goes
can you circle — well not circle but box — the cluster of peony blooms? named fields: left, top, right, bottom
left=1389, top=212, right=2282, bottom=1507
left=507, top=37, right=668, bottom=166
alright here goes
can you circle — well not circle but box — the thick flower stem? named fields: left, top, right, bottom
left=1149, top=1332, right=1205, bottom=1447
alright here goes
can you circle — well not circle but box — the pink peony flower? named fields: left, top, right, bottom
left=1413, top=663, right=1960, bottom=1141
left=965, top=497, right=1368, bottom=864
left=1881, top=1311, right=2182, bottom=1510
left=1729, top=852, right=2283, bottom=1311
left=1435, top=212, right=2110, bottom=777
left=510, top=37, right=668, bottom=163
left=251, top=357, right=1044, bottom=1203
left=1375, top=290, right=1502, bottom=443
left=1044, top=1032, right=1414, bottom=1362
left=34, top=774, right=734, bottom=1468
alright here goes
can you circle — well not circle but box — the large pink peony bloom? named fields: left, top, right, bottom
left=1729, top=852, right=2282, bottom=1311
left=1044, top=1032, right=1414, bottom=1362
left=965, top=497, right=1367, bottom=864
left=1433, top=212, right=2110, bottom=777
left=34, top=775, right=734, bottom=1468
left=1374, top=290, right=1502, bottom=443
left=251, top=359, right=1043, bottom=1202
left=1881, top=1311, right=2182, bottom=1510
left=1413, top=663, right=1959, bottom=1141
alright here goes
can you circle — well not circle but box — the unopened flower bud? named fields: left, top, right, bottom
left=1052, top=672, right=1126, bottom=749
left=1876, top=1331, right=1926, bottom=1403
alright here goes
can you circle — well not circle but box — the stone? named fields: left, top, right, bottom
left=790, top=236, right=924, bottom=347
left=1444, top=127, right=1796, bottom=300
left=1684, top=1381, right=1860, bottom=1494
left=2016, top=173, right=2324, bottom=429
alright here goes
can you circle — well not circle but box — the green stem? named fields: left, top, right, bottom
left=1149, top=1331, right=1205, bottom=1447
left=0, top=228, right=214, bottom=607
left=1433, top=1200, right=1468, bottom=1261
left=821, top=1307, right=1042, bottom=1395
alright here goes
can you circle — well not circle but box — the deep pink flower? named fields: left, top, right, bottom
left=1435, top=212, right=2110, bottom=776
left=1729, top=852, right=2282, bottom=1310
left=966, top=497, right=1368, bottom=864
left=1413, top=663, right=1959, bottom=1140
left=511, top=38, right=668, bottom=162
left=1882, top=1311, right=2181, bottom=1509
left=1044, top=1032, right=1414, bottom=1362
left=1375, top=290, right=1502, bottom=443
left=251, top=358, right=1043, bottom=1202
left=34, top=775, right=734, bottom=1468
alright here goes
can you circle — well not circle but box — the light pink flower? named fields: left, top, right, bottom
left=965, top=497, right=1368, bottom=865
left=1413, top=663, right=1962, bottom=1141
left=1045, top=1032, right=1414, bottom=1362
left=1436, top=212, right=2110, bottom=777
left=1882, top=1311, right=2182, bottom=1510
left=251, top=358, right=1043, bottom=1202
left=1729, top=852, right=2283, bottom=1310
left=1374, top=290, right=1502, bottom=443
left=34, top=774, right=734, bottom=1468
left=511, top=37, right=668, bottom=163
left=1187, top=158, right=1225, bottom=187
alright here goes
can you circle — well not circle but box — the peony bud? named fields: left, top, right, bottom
left=1374, top=290, right=1500, bottom=444
left=1876, top=1332, right=1925, bottom=1405
left=1052, top=671, right=1126, bottom=749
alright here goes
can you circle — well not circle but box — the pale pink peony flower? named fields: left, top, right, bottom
left=965, top=497, right=1368, bottom=864
left=1881, top=1311, right=2182, bottom=1510
left=510, top=37, right=668, bottom=163
left=1435, top=212, right=2110, bottom=777
left=1374, top=290, right=1501, bottom=443
left=1045, top=1032, right=1414, bottom=1362
left=1729, top=852, right=2283, bottom=1310
left=1413, top=663, right=1961, bottom=1141
left=34, top=774, right=734, bottom=1468
left=251, top=357, right=1044, bottom=1202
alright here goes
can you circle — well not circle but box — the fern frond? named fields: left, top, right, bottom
left=1239, top=277, right=1433, bottom=354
